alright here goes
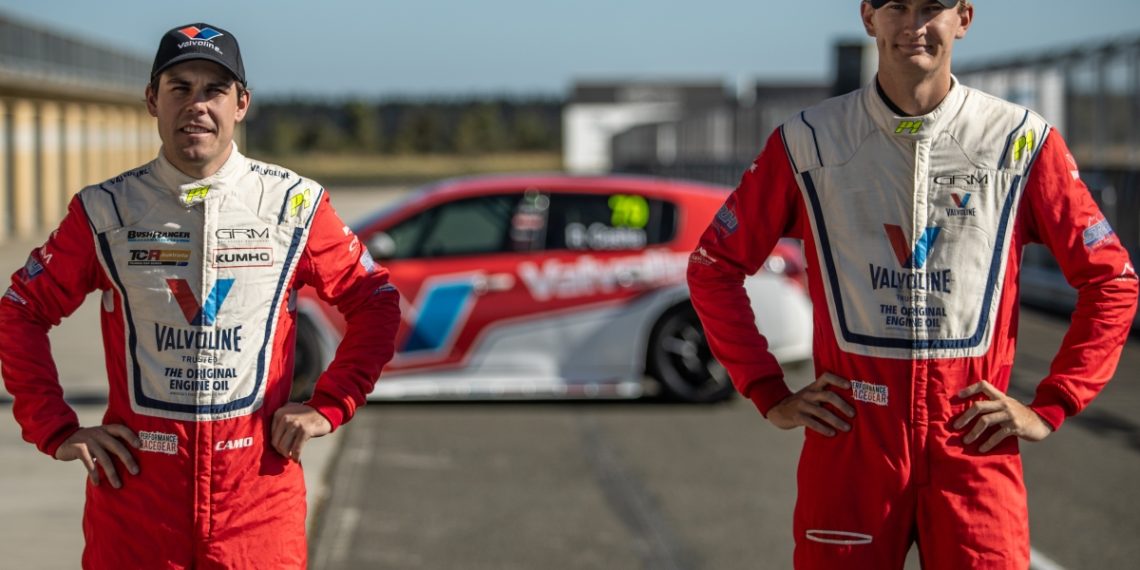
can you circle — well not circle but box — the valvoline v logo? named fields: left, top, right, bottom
left=167, top=278, right=235, bottom=326
left=179, top=26, right=223, bottom=41
left=884, top=224, right=941, bottom=269
left=951, top=193, right=971, bottom=208
left=400, top=278, right=477, bottom=355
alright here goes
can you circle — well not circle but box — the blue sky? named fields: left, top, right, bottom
left=2, top=1, right=1137, bottom=98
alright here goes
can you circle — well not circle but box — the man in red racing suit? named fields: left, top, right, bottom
left=0, top=22, right=400, bottom=568
left=687, top=2, right=1138, bottom=568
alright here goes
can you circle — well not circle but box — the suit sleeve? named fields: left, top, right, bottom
left=1021, top=130, right=1139, bottom=430
left=0, top=197, right=102, bottom=456
left=295, top=193, right=400, bottom=431
left=686, top=129, right=804, bottom=416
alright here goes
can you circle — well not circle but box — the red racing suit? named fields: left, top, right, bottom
left=687, top=79, right=1138, bottom=569
left=0, top=146, right=400, bottom=569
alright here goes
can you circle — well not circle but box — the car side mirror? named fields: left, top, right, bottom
left=368, top=232, right=397, bottom=261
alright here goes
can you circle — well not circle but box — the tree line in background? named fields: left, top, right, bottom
left=244, top=97, right=563, bottom=156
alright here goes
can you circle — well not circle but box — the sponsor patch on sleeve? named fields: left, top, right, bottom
left=19, top=254, right=45, bottom=283
left=359, top=251, right=377, bottom=273
left=1065, top=153, right=1081, bottom=180
left=3, top=288, right=27, bottom=305
left=689, top=247, right=719, bottom=267
left=850, top=380, right=888, bottom=406
left=1083, top=218, right=1116, bottom=250
left=713, top=204, right=739, bottom=238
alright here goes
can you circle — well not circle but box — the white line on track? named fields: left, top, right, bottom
left=1030, top=546, right=1067, bottom=570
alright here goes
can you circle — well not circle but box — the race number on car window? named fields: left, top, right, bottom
left=546, top=193, right=676, bottom=251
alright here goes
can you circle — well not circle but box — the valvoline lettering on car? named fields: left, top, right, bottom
left=517, top=250, right=688, bottom=301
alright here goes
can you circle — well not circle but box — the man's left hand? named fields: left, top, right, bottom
left=271, top=404, right=332, bottom=461
left=954, top=380, right=1053, bottom=452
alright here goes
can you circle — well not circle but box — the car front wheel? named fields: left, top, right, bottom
left=647, top=304, right=734, bottom=403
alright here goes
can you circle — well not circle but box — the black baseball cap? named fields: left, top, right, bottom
left=150, top=23, right=246, bottom=86
left=867, top=0, right=958, bottom=7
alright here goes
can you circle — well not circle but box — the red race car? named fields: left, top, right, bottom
left=293, top=174, right=811, bottom=403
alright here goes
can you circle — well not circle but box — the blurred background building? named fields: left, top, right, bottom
left=0, top=12, right=157, bottom=242
left=569, top=36, right=1140, bottom=187
left=562, top=34, right=1140, bottom=312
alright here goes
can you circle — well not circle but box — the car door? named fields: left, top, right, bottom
left=517, top=191, right=686, bottom=379
left=378, top=191, right=550, bottom=373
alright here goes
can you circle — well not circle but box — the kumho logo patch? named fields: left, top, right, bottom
left=212, top=248, right=273, bottom=268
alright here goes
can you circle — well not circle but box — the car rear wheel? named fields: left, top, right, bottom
left=291, top=316, right=324, bottom=402
left=647, top=304, right=734, bottom=403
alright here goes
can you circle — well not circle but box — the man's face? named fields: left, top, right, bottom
left=861, top=1, right=972, bottom=75
left=146, top=60, right=250, bottom=178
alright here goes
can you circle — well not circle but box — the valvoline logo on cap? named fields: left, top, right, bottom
left=179, top=26, right=223, bottom=41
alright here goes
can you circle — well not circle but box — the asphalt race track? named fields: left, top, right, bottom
left=309, top=309, right=1140, bottom=570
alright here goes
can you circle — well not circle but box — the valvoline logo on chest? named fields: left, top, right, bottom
left=883, top=224, right=941, bottom=270
left=868, top=225, right=953, bottom=294
left=167, top=278, right=235, bottom=326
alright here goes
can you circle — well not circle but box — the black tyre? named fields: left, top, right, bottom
left=291, top=316, right=324, bottom=402
left=646, top=304, right=734, bottom=403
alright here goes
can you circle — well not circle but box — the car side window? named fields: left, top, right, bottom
left=409, top=194, right=521, bottom=258
left=546, top=193, right=677, bottom=251
left=385, top=210, right=432, bottom=260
